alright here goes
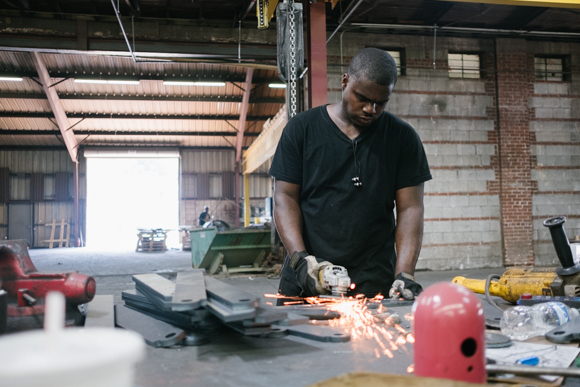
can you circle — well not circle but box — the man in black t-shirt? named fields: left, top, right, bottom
left=198, top=206, right=210, bottom=226
left=269, top=48, right=432, bottom=303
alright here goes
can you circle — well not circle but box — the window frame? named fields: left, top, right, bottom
left=447, top=52, right=481, bottom=80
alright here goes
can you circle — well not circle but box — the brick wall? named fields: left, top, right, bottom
left=326, top=33, right=579, bottom=270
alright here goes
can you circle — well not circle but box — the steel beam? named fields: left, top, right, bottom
left=30, top=52, right=79, bottom=162
left=235, top=68, right=253, bottom=228
left=440, top=0, right=580, bottom=8
left=0, top=93, right=285, bottom=104
left=0, top=112, right=271, bottom=121
left=0, top=129, right=261, bottom=137
left=243, top=106, right=286, bottom=174
left=306, top=1, right=328, bottom=109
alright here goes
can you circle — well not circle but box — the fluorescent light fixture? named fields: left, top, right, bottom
left=193, top=81, right=226, bottom=87
left=74, top=79, right=140, bottom=85
left=74, top=79, right=108, bottom=84
left=268, top=83, right=287, bottom=89
left=163, top=81, right=195, bottom=86
left=163, top=81, right=226, bottom=87
left=0, top=77, right=23, bottom=82
left=107, top=80, right=140, bottom=85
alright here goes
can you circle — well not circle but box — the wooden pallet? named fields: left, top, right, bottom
left=136, top=229, right=167, bottom=253
left=42, top=218, right=70, bottom=248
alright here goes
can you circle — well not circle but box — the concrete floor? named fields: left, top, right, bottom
left=24, top=247, right=575, bottom=386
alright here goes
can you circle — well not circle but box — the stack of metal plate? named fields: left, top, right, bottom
left=114, top=271, right=353, bottom=347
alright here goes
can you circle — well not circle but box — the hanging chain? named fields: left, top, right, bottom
left=287, top=0, right=297, bottom=118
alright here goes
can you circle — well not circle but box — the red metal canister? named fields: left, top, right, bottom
left=413, top=282, right=486, bottom=384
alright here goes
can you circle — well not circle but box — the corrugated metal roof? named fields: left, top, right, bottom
left=0, top=51, right=284, bottom=149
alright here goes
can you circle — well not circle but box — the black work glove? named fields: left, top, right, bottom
left=289, top=251, right=333, bottom=297
left=389, top=272, right=423, bottom=300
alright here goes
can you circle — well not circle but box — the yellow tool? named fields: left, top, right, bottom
left=453, top=216, right=580, bottom=304
left=453, top=268, right=561, bottom=303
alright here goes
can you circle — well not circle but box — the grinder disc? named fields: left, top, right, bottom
left=485, top=332, right=512, bottom=348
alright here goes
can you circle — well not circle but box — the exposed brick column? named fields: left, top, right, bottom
left=495, top=38, right=534, bottom=266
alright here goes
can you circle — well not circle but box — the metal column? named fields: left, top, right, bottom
left=306, top=1, right=328, bottom=109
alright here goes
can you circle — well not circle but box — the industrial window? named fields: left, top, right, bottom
left=209, top=174, right=222, bottom=199
left=366, top=47, right=405, bottom=76
left=386, top=50, right=403, bottom=76
left=535, top=56, right=569, bottom=81
left=448, top=53, right=480, bottom=79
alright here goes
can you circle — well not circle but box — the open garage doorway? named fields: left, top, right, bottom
left=85, top=150, right=179, bottom=250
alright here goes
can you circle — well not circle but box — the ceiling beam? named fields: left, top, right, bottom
left=0, top=93, right=284, bottom=104
left=235, top=68, right=254, bottom=163
left=510, top=6, right=549, bottom=29
left=0, top=112, right=272, bottom=121
left=30, top=52, right=79, bottom=162
left=0, top=129, right=261, bottom=137
left=426, top=2, right=456, bottom=25
left=438, top=0, right=580, bottom=8
left=0, top=71, right=281, bottom=85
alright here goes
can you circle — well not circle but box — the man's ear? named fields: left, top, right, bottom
left=342, top=73, right=349, bottom=89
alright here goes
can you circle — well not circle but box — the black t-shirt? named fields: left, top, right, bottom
left=199, top=211, right=209, bottom=226
left=269, top=105, right=432, bottom=297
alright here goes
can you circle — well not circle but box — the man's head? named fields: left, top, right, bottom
left=204, top=206, right=209, bottom=211
left=341, top=48, right=398, bottom=128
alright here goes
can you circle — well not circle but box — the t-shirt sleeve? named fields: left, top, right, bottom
left=268, top=116, right=304, bottom=185
left=395, top=125, right=432, bottom=190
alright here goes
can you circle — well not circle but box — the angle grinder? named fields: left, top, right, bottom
left=320, top=265, right=351, bottom=296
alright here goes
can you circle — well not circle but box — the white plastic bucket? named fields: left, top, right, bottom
left=0, top=327, right=145, bottom=387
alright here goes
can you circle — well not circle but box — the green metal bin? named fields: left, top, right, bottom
left=189, top=227, right=272, bottom=275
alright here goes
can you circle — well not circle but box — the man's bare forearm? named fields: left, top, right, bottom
left=394, top=184, right=426, bottom=276
left=395, top=206, right=424, bottom=276
left=274, top=180, right=306, bottom=255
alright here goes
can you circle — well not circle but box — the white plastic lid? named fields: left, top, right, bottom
left=0, top=327, right=145, bottom=386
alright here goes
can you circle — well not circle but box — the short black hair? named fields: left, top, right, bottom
left=347, top=48, right=398, bottom=86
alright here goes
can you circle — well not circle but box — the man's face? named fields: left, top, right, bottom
left=341, top=73, right=394, bottom=128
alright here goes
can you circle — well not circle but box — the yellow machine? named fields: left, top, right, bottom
left=453, top=216, right=580, bottom=304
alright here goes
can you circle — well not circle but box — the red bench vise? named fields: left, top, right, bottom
left=0, top=240, right=96, bottom=318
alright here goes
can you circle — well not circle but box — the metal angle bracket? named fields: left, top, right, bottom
left=114, top=304, right=185, bottom=348
left=204, top=276, right=259, bottom=310
left=271, top=324, right=351, bottom=343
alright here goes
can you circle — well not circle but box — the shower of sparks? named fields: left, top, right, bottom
left=265, top=293, right=414, bottom=359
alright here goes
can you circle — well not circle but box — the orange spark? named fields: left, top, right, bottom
left=407, top=365, right=414, bottom=373
left=374, top=348, right=381, bottom=358
left=406, top=333, right=415, bottom=343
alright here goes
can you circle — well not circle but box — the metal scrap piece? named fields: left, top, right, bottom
left=183, top=332, right=209, bottom=346
left=206, top=298, right=256, bottom=322
left=133, top=273, right=174, bottom=301
left=254, top=305, right=288, bottom=324
left=270, top=324, right=350, bottom=342
left=172, top=271, right=207, bottom=310
left=114, top=304, right=185, bottom=347
left=546, top=315, right=580, bottom=344
left=275, top=305, right=341, bottom=320
left=276, top=312, right=309, bottom=326
left=226, top=321, right=272, bottom=336
left=204, top=276, right=259, bottom=310
left=122, top=290, right=208, bottom=323
left=84, top=294, right=114, bottom=328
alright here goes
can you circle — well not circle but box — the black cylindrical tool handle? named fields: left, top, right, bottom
left=543, top=216, right=574, bottom=269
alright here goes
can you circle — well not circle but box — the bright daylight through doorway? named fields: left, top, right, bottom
left=86, top=157, right=179, bottom=250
